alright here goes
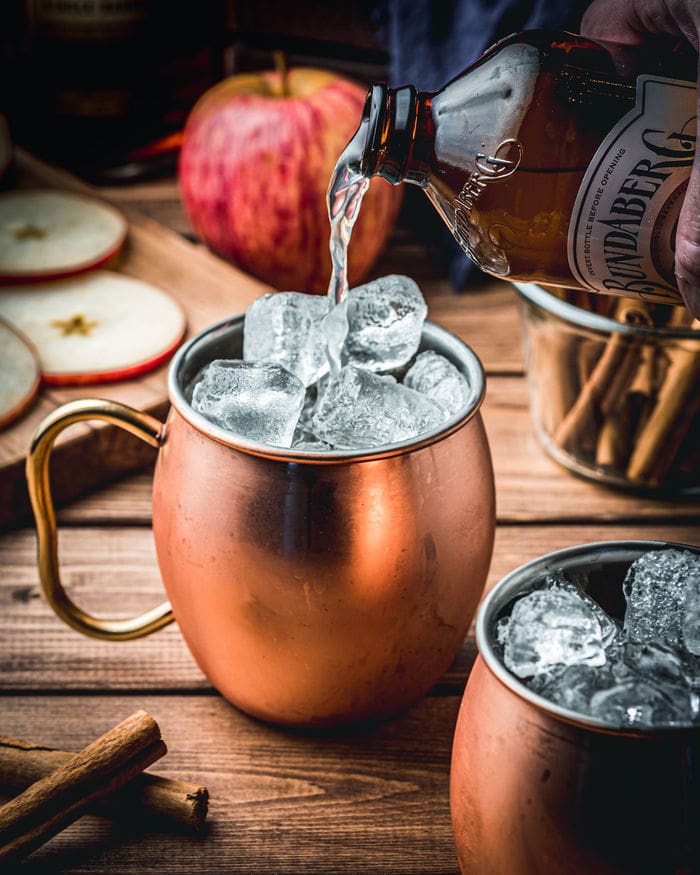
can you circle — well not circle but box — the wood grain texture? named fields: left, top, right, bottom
left=0, top=695, right=460, bottom=874
left=0, top=151, right=272, bottom=529
left=3, top=153, right=699, bottom=875
left=483, top=378, right=700, bottom=522
left=52, top=375, right=700, bottom=528
left=97, top=180, right=195, bottom=239
left=2, top=523, right=699, bottom=692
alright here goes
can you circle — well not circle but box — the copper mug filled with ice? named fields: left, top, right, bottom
left=451, top=540, right=700, bottom=874
left=27, top=276, right=495, bottom=726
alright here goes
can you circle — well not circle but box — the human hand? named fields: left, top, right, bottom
left=581, top=0, right=700, bottom=316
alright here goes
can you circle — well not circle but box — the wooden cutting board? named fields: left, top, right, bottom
left=0, top=150, right=273, bottom=529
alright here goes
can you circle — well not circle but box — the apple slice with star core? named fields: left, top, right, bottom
left=0, top=317, right=41, bottom=428
left=0, top=271, right=186, bottom=385
left=0, top=189, right=127, bottom=283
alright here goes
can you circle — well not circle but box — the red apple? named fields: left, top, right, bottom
left=178, top=67, right=402, bottom=294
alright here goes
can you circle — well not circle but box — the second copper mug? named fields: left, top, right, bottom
left=451, top=540, right=700, bottom=875
left=27, top=315, right=495, bottom=727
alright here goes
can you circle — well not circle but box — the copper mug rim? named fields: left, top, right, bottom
left=476, top=539, right=700, bottom=737
left=166, top=314, right=486, bottom=464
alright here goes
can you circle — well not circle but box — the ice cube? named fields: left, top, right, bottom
left=292, top=438, right=334, bottom=451
left=617, top=641, right=688, bottom=688
left=501, top=585, right=609, bottom=678
left=589, top=679, right=693, bottom=727
left=191, top=359, right=305, bottom=447
left=403, top=350, right=472, bottom=416
left=613, top=640, right=697, bottom=718
left=342, top=275, right=427, bottom=372
left=546, top=573, right=621, bottom=649
left=496, top=615, right=511, bottom=647
left=682, top=573, right=700, bottom=656
left=292, top=383, right=321, bottom=446
left=531, top=663, right=615, bottom=713
left=623, top=549, right=700, bottom=649
left=243, top=292, right=329, bottom=387
left=311, top=365, right=446, bottom=449
left=322, top=298, right=349, bottom=375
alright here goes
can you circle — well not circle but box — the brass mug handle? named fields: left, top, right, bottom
left=26, top=398, right=175, bottom=641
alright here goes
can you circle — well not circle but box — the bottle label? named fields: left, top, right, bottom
left=567, top=75, right=695, bottom=304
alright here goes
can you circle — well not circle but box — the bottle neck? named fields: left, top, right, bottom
left=360, top=84, right=429, bottom=185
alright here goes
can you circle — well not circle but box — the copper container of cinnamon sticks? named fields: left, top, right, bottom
left=515, top=283, right=700, bottom=495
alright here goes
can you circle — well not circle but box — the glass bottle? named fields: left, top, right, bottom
left=339, top=29, right=697, bottom=306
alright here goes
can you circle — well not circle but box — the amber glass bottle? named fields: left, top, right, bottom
left=347, top=30, right=697, bottom=306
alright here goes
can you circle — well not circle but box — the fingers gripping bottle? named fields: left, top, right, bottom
left=336, top=29, right=697, bottom=306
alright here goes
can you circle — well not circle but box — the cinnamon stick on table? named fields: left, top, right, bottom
left=0, top=736, right=208, bottom=833
left=0, top=710, right=166, bottom=865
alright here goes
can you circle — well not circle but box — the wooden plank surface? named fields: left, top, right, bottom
left=0, top=151, right=272, bottom=529
left=1, top=695, right=460, bottom=874
left=52, top=374, right=700, bottom=527
left=2, top=521, right=699, bottom=692
left=4, top=164, right=700, bottom=875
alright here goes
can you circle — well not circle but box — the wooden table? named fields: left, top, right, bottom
left=2, top=179, right=700, bottom=874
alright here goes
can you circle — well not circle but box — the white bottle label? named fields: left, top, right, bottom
left=568, top=75, right=695, bottom=304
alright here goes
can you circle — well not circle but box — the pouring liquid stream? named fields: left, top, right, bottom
left=323, top=122, right=370, bottom=374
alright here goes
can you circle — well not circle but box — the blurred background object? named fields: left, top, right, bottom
left=2, top=1, right=225, bottom=181
left=178, top=64, right=403, bottom=293
left=0, top=1, right=591, bottom=287
left=1, top=0, right=388, bottom=183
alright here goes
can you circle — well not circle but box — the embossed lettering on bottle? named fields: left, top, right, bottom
left=568, top=75, right=696, bottom=304
left=453, top=139, right=523, bottom=274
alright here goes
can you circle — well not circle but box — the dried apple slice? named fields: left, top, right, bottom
left=0, top=317, right=40, bottom=428
left=0, top=271, right=186, bottom=385
left=0, top=189, right=127, bottom=282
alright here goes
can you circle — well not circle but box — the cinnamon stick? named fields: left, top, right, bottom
left=529, top=326, right=579, bottom=435
left=553, top=332, right=628, bottom=452
left=595, top=412, right=631, bottom=469
left=646, top=387, right=700, bottom=486
left=0, top=710, right=166, bottom=865
left=577, top=338, right=602, bottom=387
left=553, top=300, right=650, bottom=454
left=626, top=319, right=700, bottom=485
left=595, top=341, right=660, bottom=470
left=0, top=736, right=208, bottom=833
left=628, top=343, right=657, bottom=399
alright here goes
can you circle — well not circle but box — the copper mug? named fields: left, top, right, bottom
left=451, top=540, right=700, bottom=875
left=27, top=315, right=495, bottom=726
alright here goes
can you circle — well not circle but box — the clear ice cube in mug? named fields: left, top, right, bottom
left=452, top=541, right=700, bottom=874
left=496, top=547, right=700, bottom=728
left=192, top=275, right=468, bottom=451
left=191, top=359, right=305, bottom=447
